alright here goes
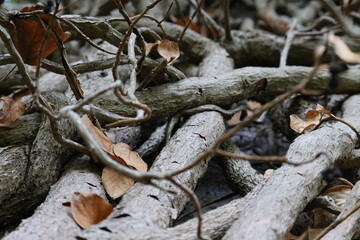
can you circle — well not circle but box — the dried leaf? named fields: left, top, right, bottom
left=290, top=104, right=333, bottom=133
left=0, top=97, right=25, bottom=128
left=157, top=39, right=180, bottom=64
left=82, top=115, right=113, bottom=154
left=70, top=192, right=113, bottom=228
left=102, top=166, right=135, bottom=199
left=11, top=5, right=71, bottom=66
left=113, top=143, right=147, bottom=172
left=145, top=40, right=160, bottom=56
left=289, top=113, right=320, bottom=134
left=322, top=185, right=352, bottom=208
left=328, top=32, right=360, bottom=64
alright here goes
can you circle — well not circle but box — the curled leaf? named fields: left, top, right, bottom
left=322, top=185, right=352, bottom=208
left=70, top=192, right=113, bottom=228
left=0, top=97, right=25, bottom=128
left=289, top=104, right=333, bottom=134
left=157, top=39, right=180, bottom=64
left=102, top=166, right=135, bottom=199
left=289, top=113, right=320, bottom=134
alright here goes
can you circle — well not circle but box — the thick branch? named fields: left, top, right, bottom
left=223, top=94, right=360, bottom=240
left=3, top=156, right=105, bottom=240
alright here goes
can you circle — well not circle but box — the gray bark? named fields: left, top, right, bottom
left=219, top=141, right=263, bottom=195
left=77, top=111, right=226, bottom=240
left=3, top=156, right=105, bottom=240
left=321, top=181, right=360, bottom=240
left=223, top=94, right=360, bottom=240
left=78, top=14, right=234, bottom=240
left=93, top=66, right=360, bottom=120
left=0, top=113, right=40, bottom=147
left=0, top=92, right=76, bottom=226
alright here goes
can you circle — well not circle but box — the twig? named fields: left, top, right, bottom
left=0, top=65, right=16, bottom=85
left=35, top=2, right=60, bottom=79
left=58, top=18, right=117, bottom=55
left=168, top=177, right=209, bottom=240
left=188, top=0, right=222, bottom=37
left=319, top=0, right=360, bottom=38
left=223, top=0, right=232, bottom=41
left=177, top=192, right=237, bottom=220
left=162, top=64, right=321, bottom=178
left=280, top=19, right=297, bottom=68
left=178, top=0, right=205, bottom=43
left=137, top=59, right=167, bottom=90
left=165, top=104, right=246, bottom=143
left=112, top=0, right=164, bottom=82
left=313, top=203, right=360, bottom=240
left=109, top=15, right=166, bottom=38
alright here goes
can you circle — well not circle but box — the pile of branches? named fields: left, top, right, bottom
left=1, top=0, right=360, bottom=239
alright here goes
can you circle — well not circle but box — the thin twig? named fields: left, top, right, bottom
left=35, top=2, right=60, bottom=79
left=168, top=177, right=209, bottom=240
left=112, top=0, right=164, bottom=82
left=280, top=19, right=297, bottom=68
left=0, top=65, right=16, bottom=85
left=178, top=0, right=205, bottom=42
left=319, top=0, right=360, bottom=38
left=58, top=18, right=117, bottom=55
left=163, top=64, right=321, bottom=178
left=223, top=0, right=232, bottom=41
left=313, top=203, right=360, bottom=240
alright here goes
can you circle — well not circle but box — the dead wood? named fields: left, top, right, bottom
left=219, top=140, right=263, bottom=195
left=77, top=111, right=226, bottom=239
left=321, top=181, right=360, bottom=240
left=223, top=94, right=360, bottom=240
left=0, top=113, right=40, bottom=147
left=0, top=92, right=76, bottom=226
left=2, top=156, right=105, bottom=240
left=93, top=66, right=360, bottom=120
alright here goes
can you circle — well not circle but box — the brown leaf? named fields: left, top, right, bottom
left=322, top=185, right=352, bottom=208
left=82, top=115, right=113, bottom=154
left=113, top=143, right=147, bottom=172
left=102, top=166, right=135, bottom=199
left=70, top=192, right=113, bottom=228
left=0, top=97, right=25, bottom=128
left=145, top=40, right=160, bottom=56
left=157, top=39, right=180, bottom=64
left=289, top=113, right=320, bottom=134
left=11, top=5, right=71, bottom=66
left=289, top=104, right=333, bottom=134
left=328, top=32, right=360, bottom=64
